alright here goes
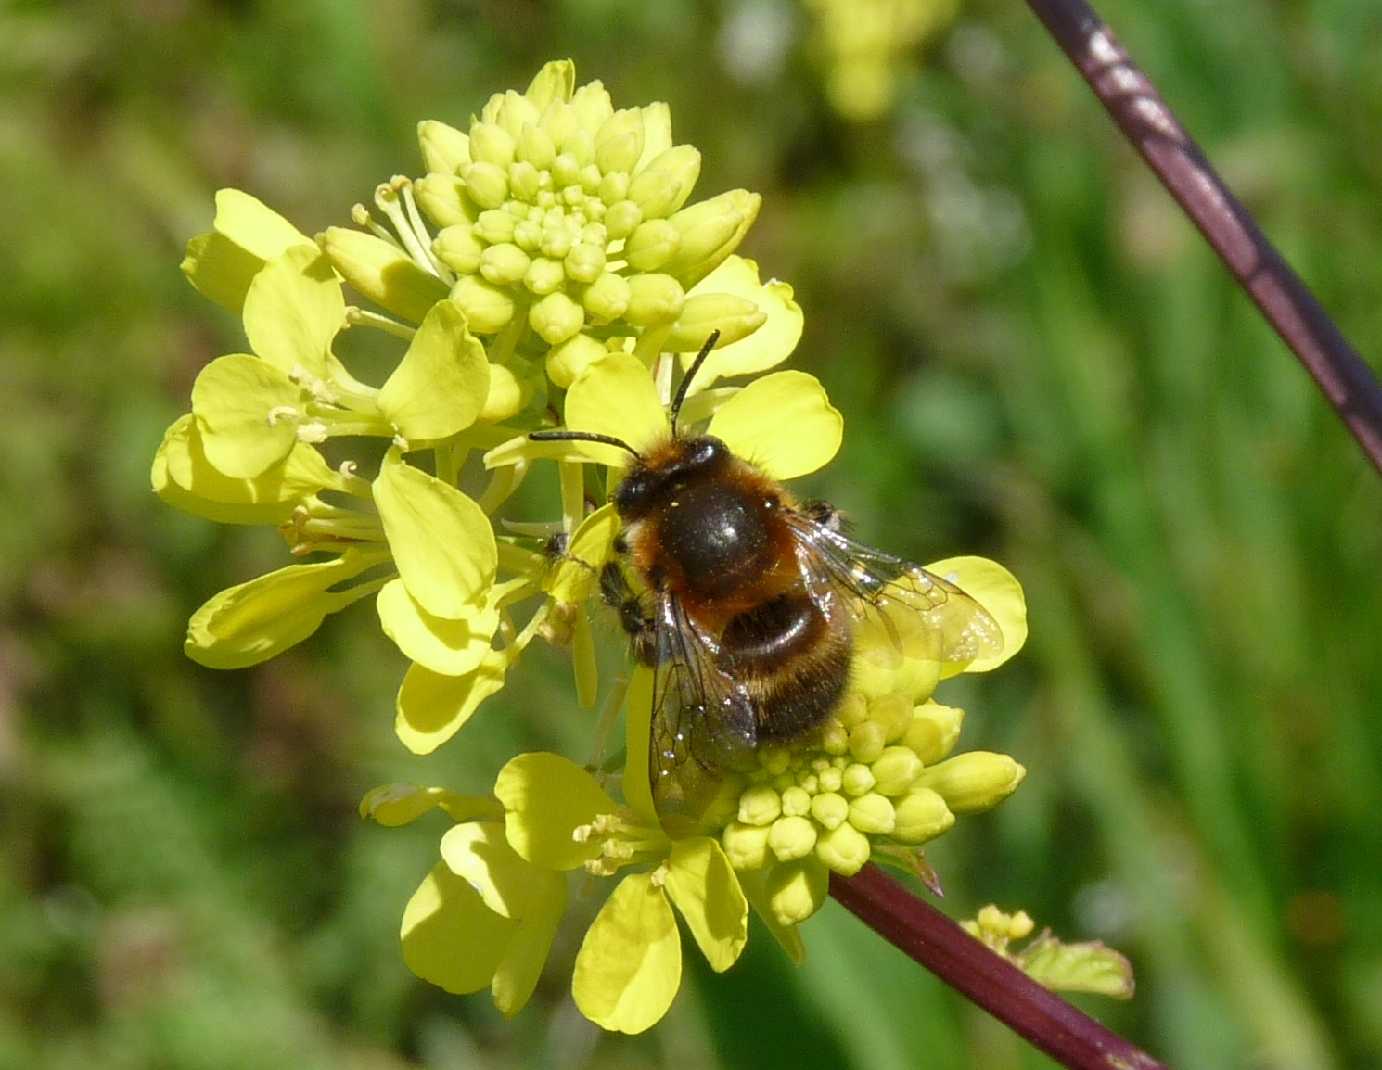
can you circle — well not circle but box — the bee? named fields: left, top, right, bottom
left=531, top=335, right=1005, bottom=813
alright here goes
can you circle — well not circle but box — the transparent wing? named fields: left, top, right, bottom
left=784, top=511, right=1005, bottom=668
left=647, top=589, right=758, bottom=823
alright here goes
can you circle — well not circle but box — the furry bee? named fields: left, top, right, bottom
left=532, top=335, right=1005, bottom=811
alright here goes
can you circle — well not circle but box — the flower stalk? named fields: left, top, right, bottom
left=830, top=865, right=1165, bottom=1070
left=1024, top=0, right=1382, bottom=475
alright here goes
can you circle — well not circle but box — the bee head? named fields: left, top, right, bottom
left=614, top=435, right=731, bottom=520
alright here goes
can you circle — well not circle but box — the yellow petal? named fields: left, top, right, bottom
left=565, top=351, right=668, bottom=459
left=737, top=869, right=806, bottom=965
left=621, top=666, right=657, bottom=824
left=482, top=433, right=615, bottom=469
left=401, top=862, right=515, bottom=994
left=373, top=450, right=497, bottom=618
left=152, top=415, right=339, bottom=525
left=681, top=257, right=802, bottom=389
left=491, top=876, right=566, bottom=1017
left=572, top=873, right=681, bottom=1034
left=375, top=576, right=513, bottom=677
left=706, top=370, right=842, bottom=479
left=394, top=653, right=507, bottom=756
left=440, top=821, right=564, bottom=921
left=663, top=838, right=748, bottom=972
left=212, top=188, right=312, bottom=262
left=185, top=552, right=381, bottom=669
left=243, top=245, right=344, bottom=378
left=493, top=752, right=615, bottom=870
left=543, top=503, right=620, bottom=604
left=377, top=300, right=490, bottom=440
left=925, top=556, right=1028, bottom=673
left=320, top=226, right=450, bottom=325
left=358, top=783, right=498, bottom=826
left=181, top=231, right=263, bottom=315
left=190, top=354, right=301, bottom=478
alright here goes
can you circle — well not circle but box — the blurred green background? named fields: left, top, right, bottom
left=4, top=0, right=1381, bottom=1067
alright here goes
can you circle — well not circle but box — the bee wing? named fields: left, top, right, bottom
left=648, top=589, right=758, bottom=820
left=785, top=511, right=1006, bottom=669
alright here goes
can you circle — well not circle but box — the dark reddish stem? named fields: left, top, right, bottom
left=1024, top=0, right=1382, bottom=474
left=830, top=866, right=1166, bottom=1070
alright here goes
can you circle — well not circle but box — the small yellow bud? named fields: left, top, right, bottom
left=320, top=227, right=448, bottom=324
left=820, top=719, right=850, bottom=756
left=432, top=225, right=485, bottom=274
left=869, top=694, right=913, bottom=743
left=664, top=294, right=765, bottom=351
left=796, top=772, right=819, bottom=793
left=810, top=792, right=849, bottom=830
left=768, top=815, right=817, bottom=861
left=580, top=272, right=632, bottom=323
left=918, top=753, right=1026, bottom=814
left=469, top=121, right=516, bottom=167
left=495, top=91, right=540, bottom=138
left=760, top=746, right=791, bottom=776
left=564, top=242, right=607, bottom=284
left=737, top=784, right=782, bottom=827
left=766, top=859, right=828, bottom=926
left=892, top=788, right=954, bottom=844
left=847, top=793, right=896, bottom=835
left=624, top=273, right=685, bottom=326
left=529, top=291, right=585, bottom=345
left=480, top=242, right=531, bottom=286
left=540, top=99, right=579, bottom=150
left=474, top=210, right=516, bottom=249
left=464, top=161, right=509, bottom=210
left=835, top=692, right=869, bottom=729
left=977, top=904, right=1008, bottom=933
left=524, top=256, right=565, bottom=295
left=625, top=219, right=681, bottom=272
left=817, top=766, right=843, bottom=794
left=594, top=108, right=646, bottom=175
left=780, top=785, right=812, bottom=818
left=721, top=821, right=772, bottom=870
left=661, top=189, right=761, bottom=283
left=507, top=160, right=542, bottom=201
left=517, top=124, right=556, bottom=170
left=562, top=129, right=596, bottom=168
left=848, top=720, right=887, bottom=763
left=414, top=173, right=474, bottom=227
left=1009, top=910, right=1035, bottom=939
left=418, top=120, right=471, bottom=175
left=903, top=702, right=966, bottom=765
left=871, top=745, right=924, bottom=796
left=815, top=823, right=871, bottom=876
left=604, top=198, right=643, bottom=239
left=449, top=275, right=515, bottom=333
left=628, top=145, right=701, bottom=219
left=599, top=170, right=629, bottom=204
left=479, top=362, right=530, bottom=423
left=841, top=762, right=876, bottom=797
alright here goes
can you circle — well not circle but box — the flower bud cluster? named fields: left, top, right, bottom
left=719, top=694, right=1025, bottom=927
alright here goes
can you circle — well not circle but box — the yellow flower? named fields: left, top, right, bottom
left=962, top=905, right=1135, bottom=1000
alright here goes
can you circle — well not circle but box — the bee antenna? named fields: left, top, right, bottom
left=669, top=330, right=721, bottom=435
left=528, top=429, right=643, bottom=460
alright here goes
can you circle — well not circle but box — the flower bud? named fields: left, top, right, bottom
left=580, top=272, right=631, bottom=322
left=564, top=242, right=606, bottom=284
left=664, top=294, right=765, bottom=351
left=507, top=159, right=542, bottom=201
left=414, top=173, right=475, bottom=227
left=841, top=762, right=876, bottom=797
left=417, top=120, right=470, bottom=175
left=768, top=816, right=817, bottom=861
left=571, top=81, right=613, bottom=134
left=529, top=291, right=585, bottom=345
left=834, top=692, right=868, bottom=729
left=474, top=209, right=516, bottom=246
left=479, top=363, right=530, bottom=423
left=628, top=145, right=701, bottom=219
left=540, top=99, right=579, bottom=150
left=869, top=694, right=913, bottom=743
left=918, top=753, right=1026, bottom=814
left=599, top=170, right=629, bottom=205
left=594, top=108, right=645, bottom=175
left=820, top=720, right=849, bottom=756
left=848, top=720, right=887, bottom=763
left=903, top=703, right=966, bottom=765
left=817, top=766, right=843, bottom=794
left=661, top=189, right=760, bottom=282
left=815, top=823, right=871, bottom=876
left=624, top=273, right=684, bottom=326
left=524, top=256, right=565, bottom=295
left=464, top=161, right=509, bottom=210
left=625, top=219, right=681, bottom=272
left=847, top=793, right=896, bottom=835
left=545, top=333, right=609, bottom=389
left=721, top=821, right=771, bottom=870
left=766, top=859, right=828, bottom=926
left=469, top=121, right=516, bottom=167
left=737, top=784, right=781, bottom=827
left=517, top=124, right=556, bottom=170
left=449, top=275, right=515, bottom=333
left=604, top=199, right=643, bottom=240
left=578, top=163, right=603, bottom=194
left=780, top=785, right=811, bottom=818
left=563, top=130, right=595, bottom=167
left=480, top=242, right=531, bottom=286
left=540, top=226, right=572, bottom=261
left=432, top=225, right=485, bottom=274
left=891, top=788, right=954, bottom=845
left=496, top=91, right=540, bottom=138
left=871, top=745, right=924, bottom=796
left=527, top=60, right=575, bottom=111
left=321, top=227, right=448, bottom=324
left=810, top=792, right=849, bottom=830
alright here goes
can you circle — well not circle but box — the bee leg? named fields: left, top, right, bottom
left=600, top=562, right=659, bottom=666
left=801, top=499, right=847, bottom=532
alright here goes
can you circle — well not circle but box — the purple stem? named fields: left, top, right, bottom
left=830, top=866, right=1166, bottom=1070
left=1024, top=0, right=1382, bottom=474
